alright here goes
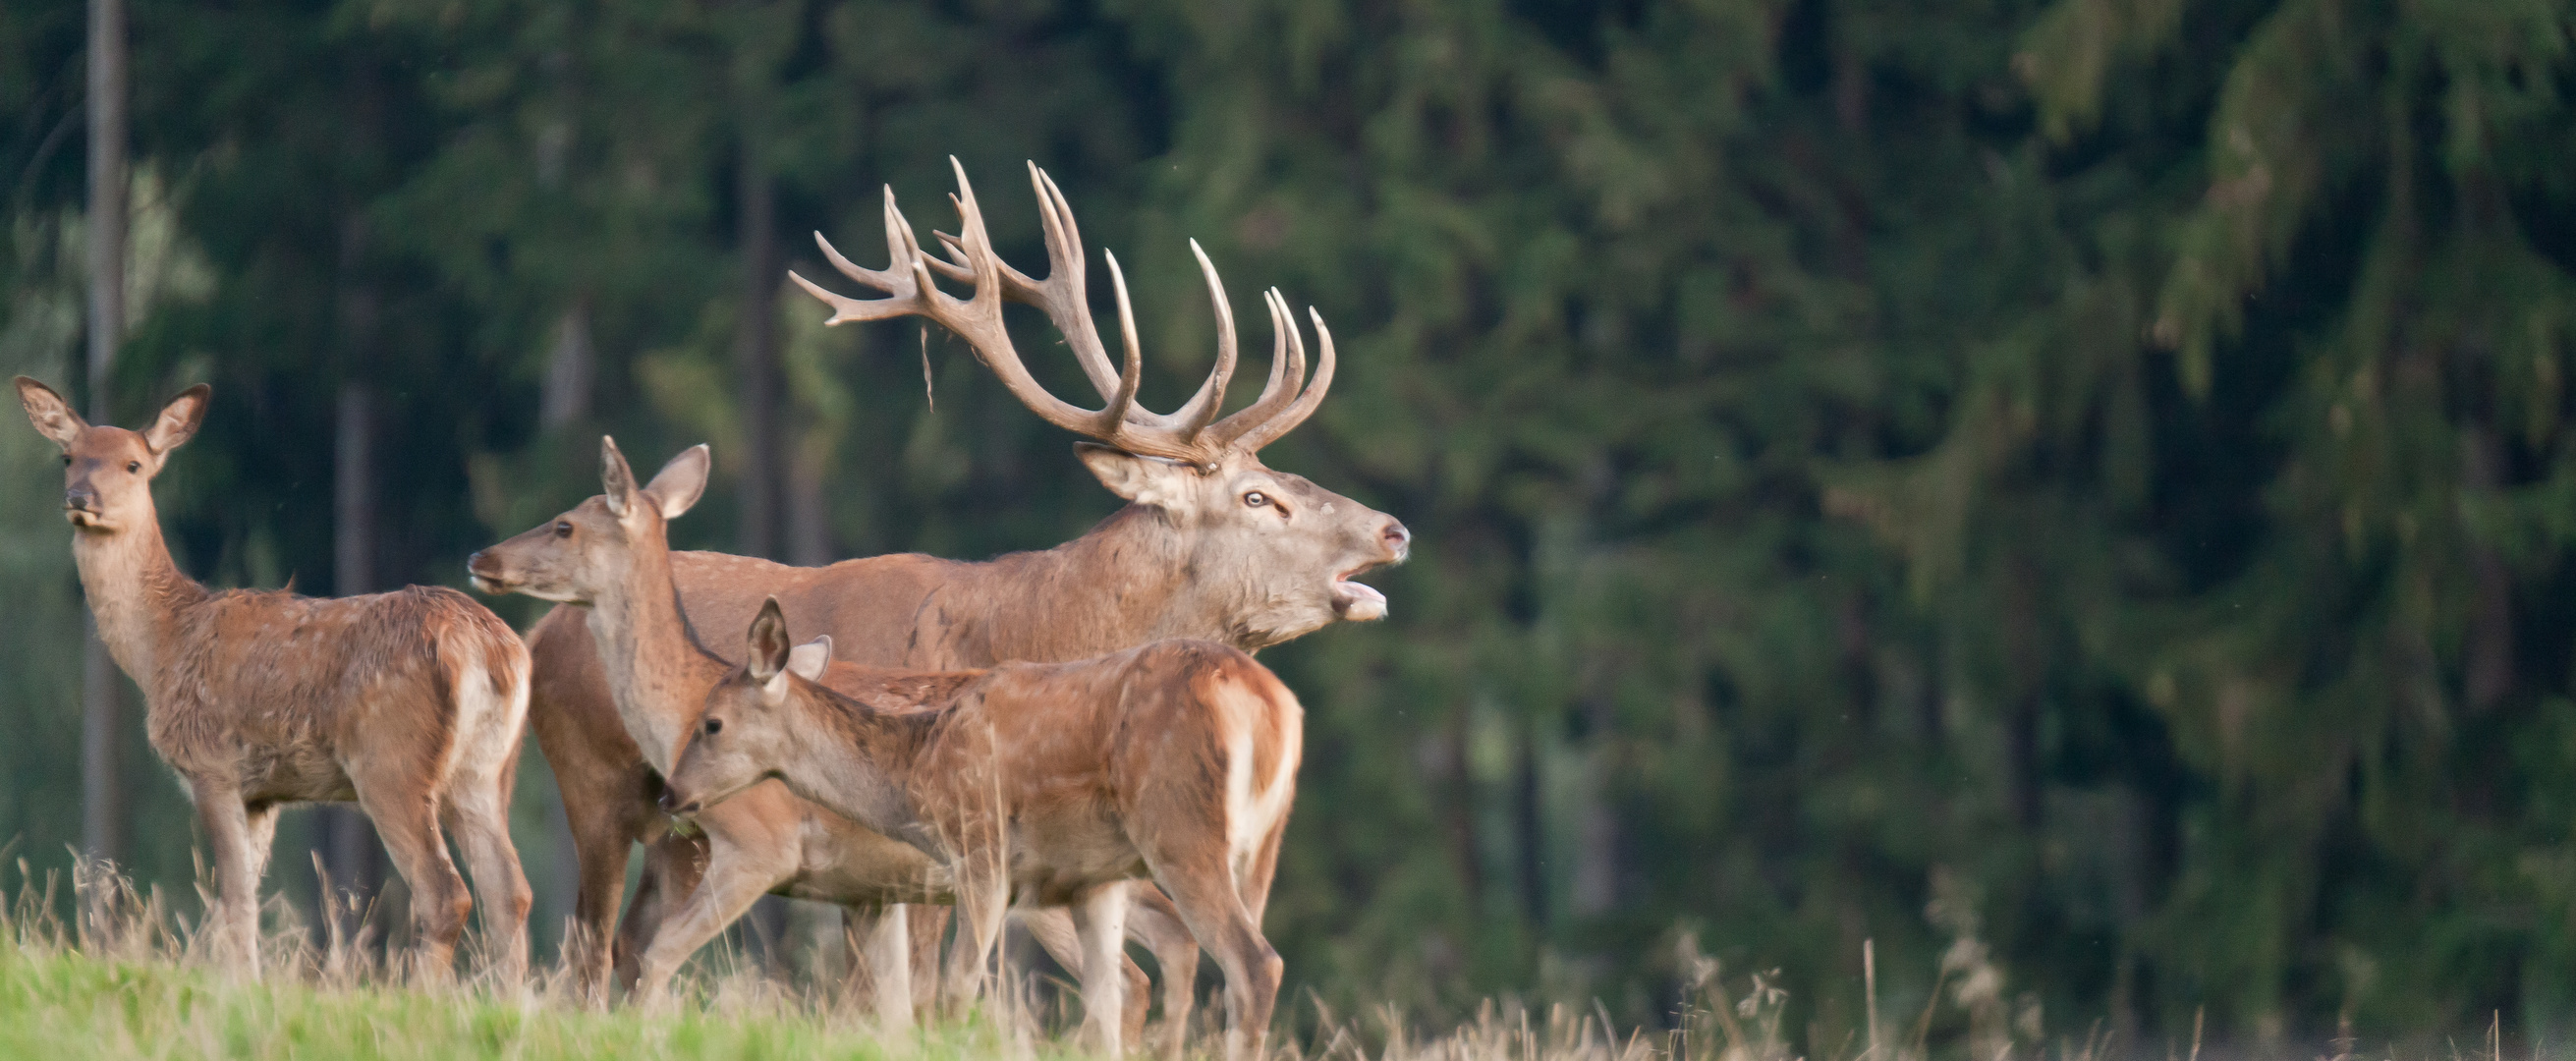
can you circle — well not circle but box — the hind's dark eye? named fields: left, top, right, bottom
left=554, top=521, right=574, bottom=538
left=60, top=455, right=71, bottom=467
left=126, top=461, right=140, bottom=474
left=703, top=717, right=724, bottom=736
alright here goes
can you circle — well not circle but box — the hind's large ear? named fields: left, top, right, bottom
left=785, top=635, right=832, bottom=682
left=15, top=377, right=86, bottom=450
left=747, top=597, right=792, bottom=690
left=600, top=435, right=640, bottom=518
left=141, top=384, right=211, bottom=454
left=644, top=444, right=710, bottom=521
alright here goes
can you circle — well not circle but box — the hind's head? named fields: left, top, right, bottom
left=16, top=377, right=208, bottom=536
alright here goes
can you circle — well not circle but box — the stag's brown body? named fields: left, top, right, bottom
left=519, top=160, right=1407, bottom=1016
left=669, top=608, right=1301, bottom=1061
left=15, top=378, right=532, bottom=983
left=475, top=441, right=1201, bottom=1030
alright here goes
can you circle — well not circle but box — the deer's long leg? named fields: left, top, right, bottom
left=441, top=776, right=533, bottom=986
left=1022, top=905, right=1152, bottom=1042
left=187, top=774, right=262, bottom=978
left=1146, top=849, right=1280, bottom=1061
left=354, top=775, right=474, bottom=986
left=1070, top=882, right=1133, bottom=1055
left=1125, top=883, right=1202, bottom=1056
left=632, top=820, right=793, bottom=1002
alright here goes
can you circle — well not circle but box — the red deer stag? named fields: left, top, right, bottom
left=521, top=159, right=1407, bottom=1010
left=15, top=378, right=532, bottom=983
left=667, top=600, right=1300, bottom=1061
left=472, top=438, right=1191, bottom=1033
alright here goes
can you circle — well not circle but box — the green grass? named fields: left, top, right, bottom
left=0, top=944, right=1046, bottom=1061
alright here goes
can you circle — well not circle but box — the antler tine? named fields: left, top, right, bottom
left=788, top=186, right=931, bottom=325
left=1100, top=249, right=1144, bottom=430
left=1027, top=164, right=1125, bottom=400
left=1225, top=307, right=1337, bottom=454
left=1207, top=288, right=1303, bottom=447
left=1150, top=239, right=1240, bottom=438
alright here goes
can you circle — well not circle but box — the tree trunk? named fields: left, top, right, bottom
left=733, top=135, right=791, bottom=967
left=323, top=383, right=384, bottom=912
left=81, top=0, right=129, bottom=870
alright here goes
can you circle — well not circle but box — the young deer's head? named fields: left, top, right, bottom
left=468, top=437, right=709, bottom=603
left=15, top=377, right=209, bottom=536
left=794, top=161, right=1410, bottom=647
left=662, top=597, right=830, bottom=817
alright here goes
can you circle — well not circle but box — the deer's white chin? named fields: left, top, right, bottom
left=1330, top=580, right=1387, bottom=621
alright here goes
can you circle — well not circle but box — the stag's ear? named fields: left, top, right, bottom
left=1076, top=443, right=1198, bottom=510
left=16, top=377, right=86, bottom=450
left=142, top=384, right=211, bottom=455
left=747, top=597, right=794, bottom=699
left=786, top=635, right=832, bottom=682
left=644, top=444, right=711, bottom=520
left=600, top=435, right=640, bottom=519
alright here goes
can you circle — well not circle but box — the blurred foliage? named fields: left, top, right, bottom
left=6, top=0, right=2576, bottom=1052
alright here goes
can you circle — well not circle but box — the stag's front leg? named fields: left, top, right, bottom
left=187, top=775, right=263, bottom=978
left=1071, top=882, right=1134, bottom=1055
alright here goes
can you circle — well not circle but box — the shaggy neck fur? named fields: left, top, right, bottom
left=72, top=498, right=209, bottom=696
left=584, top=515, right=728, bottom=773
left=960, top=505, right=1254, bottom=659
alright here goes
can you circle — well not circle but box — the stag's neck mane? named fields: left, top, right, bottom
left=586, top=527, right=729, bottom=772
left=944, top=504, right=1240, bottom=661
left=71, top=500, right=209, bottom=693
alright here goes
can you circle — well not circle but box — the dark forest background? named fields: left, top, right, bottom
left=5, top=0, right=2576, bottom=1052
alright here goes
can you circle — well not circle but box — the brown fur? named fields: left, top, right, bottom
left=471, top=441, right=1193, bottom=1033
left=14, top=377, right=533, bottom=983
left=518, top=442, right=1403, bottom=1016
left=670, top=616, right=1303, bottom=1061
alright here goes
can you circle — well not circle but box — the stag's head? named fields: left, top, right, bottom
left=16, top=377, right=208, bottom=536
left=662, top=597, right=831, bottom=817
left=468, top=438, right=709, bottom=603
left=793, top=160, right=1411, bottom=647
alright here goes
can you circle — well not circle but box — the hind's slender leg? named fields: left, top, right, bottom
left=1070, top=883, right=1134, bottom=1055
left=442, top=782, right=533, bottom=985
left=187, top=773, right=262, bottom=978
left=355, top=777, right=474, bottom=986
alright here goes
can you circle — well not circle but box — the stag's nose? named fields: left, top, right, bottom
left=1378, top=517, right=1412, bottom=559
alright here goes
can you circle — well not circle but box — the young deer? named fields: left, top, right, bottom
left=15, top=378, right=532, bottom=982
left=525, top=161, right=1407, bottom=1015
left=667, top=601, right=1301, bottom=1061
left=469, top=438, right=1192, bottom=1033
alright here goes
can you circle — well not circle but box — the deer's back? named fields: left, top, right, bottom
left=670, top=550, right=966, bottom=666
left=151, top=585, right=523, bottom=796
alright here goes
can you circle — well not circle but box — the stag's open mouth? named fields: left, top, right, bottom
left=1330, top=569, right=1388, bottom=621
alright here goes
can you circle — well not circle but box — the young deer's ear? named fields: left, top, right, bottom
left=142, top=384, right=211, bottom=454
left=1076, top=442, right=1198, bottom=510
left=785, top=635, right=832, bottom=682
left=747, top=597, right=792, bottom=692
left=644, top=444, right=710, bottom=521
left=15, top=376, right=86, bottom=450
left=600, top=435, right=640, bottom=519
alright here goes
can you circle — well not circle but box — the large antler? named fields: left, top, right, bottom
left=788, top=158, right=1334, bottom=468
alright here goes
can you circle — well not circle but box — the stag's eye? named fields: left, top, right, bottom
left=125, top=461, right=140, bottom=474
left=1244, top=491, right=1267, bottom=508
left=703, top=717, right=724, bottom=736
left=554, top=521, right=574, bottom=538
